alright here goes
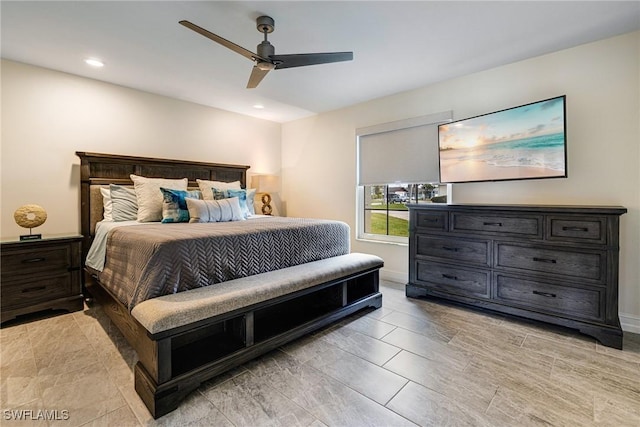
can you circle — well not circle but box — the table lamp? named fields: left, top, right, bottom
left=251, top=175, right=279, bottom=215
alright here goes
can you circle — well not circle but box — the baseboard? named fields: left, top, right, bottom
left=380, top=268, right=407, bottom=285
left=620, top=312, right=640, bottom=334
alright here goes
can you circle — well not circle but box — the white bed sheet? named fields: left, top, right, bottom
left=85, top=220, right=142, bottom=271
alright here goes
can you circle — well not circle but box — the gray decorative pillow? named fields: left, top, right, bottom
left=110, top=184, right=138, bottom=221
left=186, top=197, right=245, bottom=223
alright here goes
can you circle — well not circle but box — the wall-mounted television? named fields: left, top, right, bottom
left=438, top=96, right=567, bottom=184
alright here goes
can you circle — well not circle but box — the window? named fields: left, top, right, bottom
left=360, top=183, right=446, bottom=242
left=356, top=111, right=452, bottom=244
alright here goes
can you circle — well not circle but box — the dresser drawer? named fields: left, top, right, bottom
left=452, top=213, right=542, bottom=237
left=494, top=274, right=604, bottom=321
left=496, top=243, right=605, bottom=282
left=414, top=210, right=448, bottom=231
left=546, top=216, right=606, bottom=244
left=416, top=235, right=490, bottom=266
left=1, top=246, right=71, bottom=278
left=1, top=273, right=72, bottom=308
left=415, top=260, right=490, bottom=298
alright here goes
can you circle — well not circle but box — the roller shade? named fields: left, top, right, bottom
left=357, top=111, right=452, bottom=186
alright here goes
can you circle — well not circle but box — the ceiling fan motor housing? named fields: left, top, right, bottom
left=257, top=40, right=275, bottom=58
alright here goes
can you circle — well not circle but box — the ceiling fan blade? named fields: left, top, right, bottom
left=179, top=20, right=267, bottom=62
left=247, top=66, right=270, bottom=88
left=271, top=52, right=353, bottom=69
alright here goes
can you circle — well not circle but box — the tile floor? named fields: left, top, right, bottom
left=1, top=280, right=639, bottom=426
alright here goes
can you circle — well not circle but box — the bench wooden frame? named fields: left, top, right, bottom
left=76, top=152, right=383, bottom=418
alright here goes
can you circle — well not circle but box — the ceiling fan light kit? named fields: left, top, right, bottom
left=179, top=15, right=353, bottom=88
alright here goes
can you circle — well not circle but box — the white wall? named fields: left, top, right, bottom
left=281, top=31, right=640, bottom=331
left=1, top=60, right=281, bottom=238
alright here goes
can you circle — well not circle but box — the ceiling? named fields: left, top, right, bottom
left=2, top=1, right=639, bottom=123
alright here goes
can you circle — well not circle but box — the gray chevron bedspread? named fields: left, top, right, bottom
left=97, top=217, right=350, bottom=310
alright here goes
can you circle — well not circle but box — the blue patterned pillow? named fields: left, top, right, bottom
left=160, top=188, right=201, bottom=223
left=219, top=188, right=257, bottom=218
left=211, top=188, right=227, bottom=201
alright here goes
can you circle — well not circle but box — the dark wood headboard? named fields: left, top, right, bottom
left=76, top=151, right=250, bottom=260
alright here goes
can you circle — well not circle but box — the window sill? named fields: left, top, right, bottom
left=355, top=237, right=408, bottom=247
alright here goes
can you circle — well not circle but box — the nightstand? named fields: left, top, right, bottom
left=1, top=235, right=83, bottom=323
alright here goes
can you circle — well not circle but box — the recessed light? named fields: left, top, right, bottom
left=84, top=58, right=104, bottom=67
left=253, top=104, right=265, bottom=109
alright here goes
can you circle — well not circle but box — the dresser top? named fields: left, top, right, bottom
left=406, top=204, right=627, bottom=215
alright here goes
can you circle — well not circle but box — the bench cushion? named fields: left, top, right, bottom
left=132, top=253, right=383, bottom=335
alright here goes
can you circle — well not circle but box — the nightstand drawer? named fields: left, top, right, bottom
left=1, top=246, right=71, bottom=278
left=415, top=260, right=490, bottom=298
left=496, top=243, right=605, bottom=282
left=416, top=235, right=489, bottom=266
left=1, top=274, right=72, bottom=308
left=495, top=274, right=604, bottom=321
left=452, top=213, right=542, bottom=237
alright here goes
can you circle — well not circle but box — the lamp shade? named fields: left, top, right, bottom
left=251, top=175, right=280, bottom=193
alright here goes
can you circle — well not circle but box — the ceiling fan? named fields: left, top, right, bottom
left=179, top=16, right=353, bottom=88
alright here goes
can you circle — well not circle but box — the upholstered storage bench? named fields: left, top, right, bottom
left=121, top=253, right=383, bottom=418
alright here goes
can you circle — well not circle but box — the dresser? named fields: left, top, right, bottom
left=1, top=236, right=83, bottom=323
left=407, top=204, right=627, bottom=349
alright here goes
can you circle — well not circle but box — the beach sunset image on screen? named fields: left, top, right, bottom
left=438, top=96, right=566, bottom=183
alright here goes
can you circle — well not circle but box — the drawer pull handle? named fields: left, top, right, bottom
left=423, top=219, right=438, bottom=223
left=21, top=286, right=46, bottom=293
left=533, top=257, right=556, bottom=264
left=21, top=257, right=46, bottom=264
left=562, top=226, right=588, bottom=232
left=442, top=246, right=459, bottom=252
left=533, top=290, right=557, bottom=298
left=442, top=274, right=458, bottom=280
left=483, top=222, right=503, bottom=227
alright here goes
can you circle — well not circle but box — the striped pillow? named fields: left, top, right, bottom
left=186, top=197, right=245, bottom=223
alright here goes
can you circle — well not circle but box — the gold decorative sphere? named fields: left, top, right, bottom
left=14, top=204, right=47, bottom=229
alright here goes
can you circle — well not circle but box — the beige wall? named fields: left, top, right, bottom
left=1, top=60, right=281, bottom=238
left=281, top=31, right=640, bottom=331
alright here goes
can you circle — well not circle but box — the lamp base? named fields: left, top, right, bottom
left=261, top=193, right=273, bottom=215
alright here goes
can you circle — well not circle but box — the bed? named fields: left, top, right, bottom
left=76, top=152, right=383, bottom=418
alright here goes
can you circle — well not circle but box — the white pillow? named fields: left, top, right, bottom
left=196, top=179, right=241, bottom=200
left=186, top=197, right=245, bottom=223
left=100, top=187, right=113, bottom=221
left=130, top=175, right=188, bottom=222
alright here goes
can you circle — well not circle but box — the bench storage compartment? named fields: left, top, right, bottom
left=114, top=253, right=384, bottom=418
